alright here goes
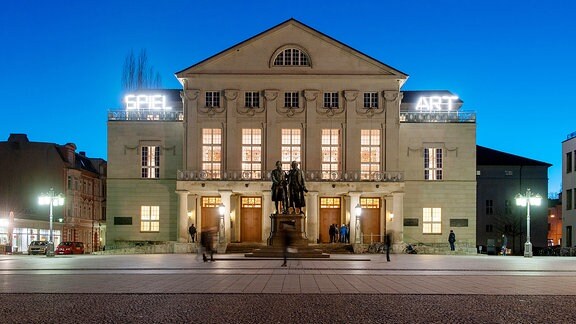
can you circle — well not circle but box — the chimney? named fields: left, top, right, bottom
left=62, top=143, right=77, bottom=164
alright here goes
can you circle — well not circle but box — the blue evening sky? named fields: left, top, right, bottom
left=1, top=1, right=574, bottom=195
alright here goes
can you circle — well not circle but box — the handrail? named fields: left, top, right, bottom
left=177, top=169, right=404, bottom=182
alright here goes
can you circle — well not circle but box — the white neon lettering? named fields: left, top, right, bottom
left=416, top=96, right=458, bottom=111
left=125, top=94, right=172, bottom=110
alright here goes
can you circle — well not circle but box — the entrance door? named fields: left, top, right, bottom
left=319, top=198, right=341, bottom=243
left=241, top=197, right=262, bottom=242
left=201, top=197, right=222, bottom=232
left=360, top=198, right=381, bottom=244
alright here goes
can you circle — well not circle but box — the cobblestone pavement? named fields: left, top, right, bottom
left=1, top=253, right=576, bottom=322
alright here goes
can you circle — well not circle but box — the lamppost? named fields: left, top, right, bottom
left=515, top=188, right=542, bottom=258
left=38, top=188, right=65, bottom=257
left=355, top=203, right=362, bottom=243
left=218, top=203, right=225, bottom=244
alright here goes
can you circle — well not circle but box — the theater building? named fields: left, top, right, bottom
left=106, top=19, right=477, bottom=252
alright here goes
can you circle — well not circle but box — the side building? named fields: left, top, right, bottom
left=476, top=145, right=550, bottom=255
left=0, top=134, right=106, bottom=253
left=562, top=131, right=576, bottom=247
left=106, top=19, right=477, bottom=253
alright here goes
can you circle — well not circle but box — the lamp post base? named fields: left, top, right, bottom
left=46, top=242, right=55, bottom=257
left=524, top=242, right=533, bottom=258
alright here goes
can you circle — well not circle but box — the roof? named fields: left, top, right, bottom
left=175, top=18, right=409, bottom=78
left=477, top=145, right=551, bottom=167
left=401, top=90, right=463, bottom=104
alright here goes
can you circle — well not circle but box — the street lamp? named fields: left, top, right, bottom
left=355, top=203, right=362, bottom=243
left=515, top=188, right=542, bottom=258
left=38, top=188, right=65, bottom=257
left=218, top=203, right=225, bottom=244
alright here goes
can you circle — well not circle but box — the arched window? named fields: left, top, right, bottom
left=273, top=48, right=310, bottom=66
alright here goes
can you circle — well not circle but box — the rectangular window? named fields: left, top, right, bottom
left=424, top=148, right=443, bottom=180
left=241, top=128, right=262, bottom=179
left=205, top=91, right=220, bottom=107
left=486, top=224, right=493, bottom=232
left=321, top=129, right=340, bottom=179
left=567, top=189, right=573, bottom=211
left=323, top=92, right=339, bottom=108
left=423, top=207, right=442, bottom=234
left=202, top=128, right=222, bottom=179
left=141, top=146, right=160, bottom=178
left=245, top=91, right=260, bottom=108
left=504, top=200, right=512, bottom=215
left=363, top=92, right=378, bottom=108
left=284, top=92, right=299, bottom=108
left=360, top=129, right=380, bottom=180
left=141, top=206, right=159, bottom=232
left=486, top=200, right=494, bottom=215
left=567, top=152, right=573, bottom=173
left=281, top=129, right=301, bottom=170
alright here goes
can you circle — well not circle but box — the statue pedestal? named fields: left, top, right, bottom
left=245, top=213, right=329, bottom=258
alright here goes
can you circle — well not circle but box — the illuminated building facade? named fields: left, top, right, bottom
left=0, top=134, right=106, bottom=253
left=562, top=131, right=576, bottom=247
left=106, top=19, right=477, bottom=252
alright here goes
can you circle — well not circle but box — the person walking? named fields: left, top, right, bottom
left=501, top=234, right=508, bottom=256
left=200, top=227, right=216, bottom=262
left=339, top=224, right=347, bottom=243
left=281, top=224, right=294, bottom=267
left=188, top=224, right=197, bottom=243
left=448, top=229, right=456, bottom=251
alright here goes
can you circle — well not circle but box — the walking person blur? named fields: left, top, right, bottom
left=385, top=232, right=392, bottom=262
left=501, top=234, right=508, bottom=256
left=448, top=229, right=456, bottom=251
left=281, top=224, right=294, bottom=267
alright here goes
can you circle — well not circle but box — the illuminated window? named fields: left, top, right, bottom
left=242, top=129, right=262, bottom=179
left=284, top=92, right=299, bottom=108
left=281, top=129, right=301, bottom=170
left=360, top=129, right=380, bottom=179
left=141, top=146, right=160, bottom=178
left=245, top=91, right=260, bottom=108
left=202, top=197, right=222, bottom=208
left=363, top=92, right=378, bottom=108
left=323, top=92, right=339, bottom=108
left=360, top=198, right=380, bottom=209
left=273, top=48, right=310, bottom=66
left=424, top=148, right=443, bottom=180
left=141, top=206, right=159, bottom=232
left=423, top=207, right=441, bottom=234
left=202, top=128, right=222, bottom=179
left=205, top=91, right=220, bottom=108
left=321, top=129, right=340, bottom=179
left=241, top=197, right=262, bottom=208
left=320, top=197, right=341, bottom=209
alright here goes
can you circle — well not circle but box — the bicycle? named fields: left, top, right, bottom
left=402, top=243, right=418, bottom=254
left=367, top=242, right=386, bottom=254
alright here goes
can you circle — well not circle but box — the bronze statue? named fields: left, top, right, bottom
left=287, top=161, right=308, bottom=212
left=271, top=161, right=288, bottom=214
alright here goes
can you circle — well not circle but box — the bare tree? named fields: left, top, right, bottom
left=121, top=49, right=162, bottom=91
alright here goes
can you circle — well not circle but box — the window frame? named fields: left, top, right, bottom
left=360, top=129, right=380, bottom=180
left=140, top=205, right=160, bottom=232
left=202, top=128, right=222, bottom=179
left=363, top=92, right=379, bottom=109
left=424, top=148, right=443, bottom=180
left=422, top=207, right=442, bottom=234
left=141, top=145, right=160, bottom=179
left=241, top=128, right=262, bottom=179
left=205, top=91, right=220, bottom=108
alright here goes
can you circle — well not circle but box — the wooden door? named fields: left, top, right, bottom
left=241, top=197, right=262, bottom=242
left=201, top=197, right=221, bottom=232
left=319, top=197, right=341, bottom=243
left=360, top=198, right=381, bottom=243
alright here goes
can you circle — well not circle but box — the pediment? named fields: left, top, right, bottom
left=176, top=19, right=408, bottom=80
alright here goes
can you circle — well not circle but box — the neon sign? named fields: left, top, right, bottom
left=416, top=96, right=458, bottom=111
left=125, top=94, right=172, bottom=110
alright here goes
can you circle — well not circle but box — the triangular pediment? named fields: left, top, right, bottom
left=176, top=19, right=408, bottom=81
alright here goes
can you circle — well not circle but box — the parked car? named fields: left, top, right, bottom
left=55, top=242, right=85, bottom=255
left=28, top=241, right=48, bottom=255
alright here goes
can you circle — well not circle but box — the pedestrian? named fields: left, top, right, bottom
left=200, top=227, right=216, bottom=262
left=385, top=232, right=391, bottom=262
left=188, top=224, right=197, bottom=243
left=346, top=223, right=351, bottom=243
left=448, top=229, right=456, bottom=251
left=501, top=234, right=508, bottom=256
left=339, top=224, right=347, bottom=243
left=281, top=224, right=294, bottom=267
left=329, top=224, right=335, bottom=243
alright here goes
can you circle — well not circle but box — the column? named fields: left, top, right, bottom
left=306, top=191, right=319, bottom=243
left=349, top=192, right=361, bottom=244
left=391, top=192, right=404, bottom=245
left=176, top=190, right=189, bottom=243
left=262, top=191, right=272, bottom=243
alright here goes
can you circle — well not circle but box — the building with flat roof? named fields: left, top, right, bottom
left=562, top=131, right=576, bottom=247
left=106, top=19, right=477, bottom=253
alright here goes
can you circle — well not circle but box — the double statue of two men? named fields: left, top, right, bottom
left=271, top=161, right=308, bottom=214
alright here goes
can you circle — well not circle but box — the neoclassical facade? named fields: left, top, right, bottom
left=106, top=19, right=477, bottom=252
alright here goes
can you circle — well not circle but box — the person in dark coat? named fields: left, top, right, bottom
left=329, top=224, right=336, bottom=243
left=448, top=229, right=456, bottom=251
left=200, top=227, right=216, bottom=262
left=385, top=232, right=392, bottom=262
left=188, top=224, right=197, bottom=243
left=501, top=234, right=508, bottom=256
left=281, top=224, right=294, bottom=267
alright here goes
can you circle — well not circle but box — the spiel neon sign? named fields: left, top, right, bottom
left=125, top=94, right=172, bottom=110
left=416, top=96, right=459, bottom=111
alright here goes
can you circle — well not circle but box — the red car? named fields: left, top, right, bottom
left=55, top=242, right=85, bottom=255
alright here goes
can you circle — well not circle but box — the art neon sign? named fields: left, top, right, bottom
left=125, top=94, right=172, bottom=110
left=415, top=96, right=459, bottom=111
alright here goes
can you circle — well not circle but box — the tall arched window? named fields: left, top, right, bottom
left=273, top=48, right=310, bottom=66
